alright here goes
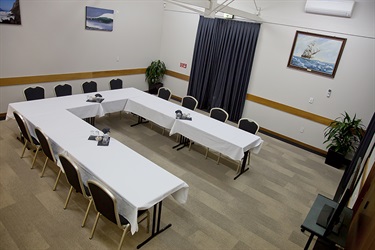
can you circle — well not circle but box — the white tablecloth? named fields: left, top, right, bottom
left=124, top=93, right=192, bottom=129
left=6, top=88, right=189, bottom=234
left=120, top=89, right=263, bottom=162
left=169, top=111, right=263, bottom=161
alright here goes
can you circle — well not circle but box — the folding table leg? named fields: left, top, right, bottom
left=234, top=151, right=250, bottom=180
left=137, top=201, right=171, bottom=249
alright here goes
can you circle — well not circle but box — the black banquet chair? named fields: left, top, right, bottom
left=109, top=78, right=123, bottom=90
left=59, top=154, right=92, bottom=227
left=209, top=107, right=229, bottom=123
left=88, top=180, right=150, bottom=250
left=200, top=107, right=229, bottom=163
left=82, top=81, right=98, bottom=125
left=175, top=96, right=198, bottom=143
left=157, top=87, right=172, bottom=101
left=181, top=95, right=198, bottom=111
left=35, top=127, right=63, bottom=191
left=82, top=81, right=97, bottom=93
left=23, top=86, right=45, bottom=101
left=236, top=118, right=260, bottom=172
left=13, top=111, right=41, bottom=168
left=54, top=83, right=72, bottom=97
left=151, top=87, right=172, bottom=134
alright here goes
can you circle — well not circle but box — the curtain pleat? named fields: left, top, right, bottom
left=188, top=16, right=260, bottom=122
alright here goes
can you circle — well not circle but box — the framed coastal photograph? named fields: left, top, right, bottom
left=0, top=0, right=21, bottom=24
left=287, top=31, right=347, bottom=78
left=85, top=6, right=114, bottom=31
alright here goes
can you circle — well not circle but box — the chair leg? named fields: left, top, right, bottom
left=64, top=186, right=74, bottom=209
left=89, top=212, right=100, bottom=239
left=40, top=158, right=49, bottom=177
left=188, top=141, right=193, bottom=151
left=82, top=199, right=93, bottom=228
left=247, top=153, right=251, bottom=165
left=53, top=169, right=62, bottom=191
left=31, top=146, right=40, bottom=169
left=21, top=141, right=28, bottom=158
left=118, top=225, right=130, bottom=250
left=205, top=148, right=209, bottom=159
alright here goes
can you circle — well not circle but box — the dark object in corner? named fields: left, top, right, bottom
left=148, top=83, right=163, bottom=95
left=325, top=147, right=345, bottom=168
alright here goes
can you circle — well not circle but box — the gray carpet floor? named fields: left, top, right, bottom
left=0, top=112, right=343, bottom=249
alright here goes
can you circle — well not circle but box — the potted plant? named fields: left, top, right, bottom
left=323, top=112, right=365, bottom=168
left=145, top=60, right=166, bottom=94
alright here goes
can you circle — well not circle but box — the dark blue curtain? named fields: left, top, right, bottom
left=188, top=16, right=260, bottom=122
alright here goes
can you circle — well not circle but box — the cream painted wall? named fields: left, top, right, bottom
left=159, top=0, right=375, bottom=152
left=0, top=0, right=164, bottom=111
left=1, top=0, right=374, bottom=153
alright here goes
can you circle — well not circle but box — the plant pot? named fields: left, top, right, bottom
left=148, top=83, right=163, bottom=95
left=325, top=147, right=345, bottom=169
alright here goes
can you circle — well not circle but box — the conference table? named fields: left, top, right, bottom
left=6, top=87, right=263, bottom=244
left=121, top=89, right=263, bottom=179
left=8, top=87, right=263, bottom=177
left=6, top=88, right=189, bottom=247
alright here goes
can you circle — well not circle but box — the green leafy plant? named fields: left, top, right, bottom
left=323, top=112, right=365, bottom=157
left=145, top=60, right=166, bottom=85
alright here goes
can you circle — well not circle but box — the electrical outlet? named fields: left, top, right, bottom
left=309, top=97, right=314, bottom=104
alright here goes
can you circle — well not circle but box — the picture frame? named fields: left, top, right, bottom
left=85, top=6, right=114, bottom=32
left=287, top=31, right=347, bottom=78
left=0, top=0, right=21, bottom=25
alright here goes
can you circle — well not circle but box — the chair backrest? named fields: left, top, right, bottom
left=35, top=127, right=56, bottom=163
left=181, top=96, right=198, bottom=111
left=157, top=87, right=172, bottom=101
left=54, top=84, right=72, bottom=97
left=209, top=108, right=229, bottom=122
left=88, top=180, right=121, bottom=227
left=59, top=154, right=90, bottom=198
left=238, top=118, right=259, bottom=135
left=24, top=86, right=45, bottom=101
left=13, top=111, right=37, bottom=146
left=109, top=79, right=123, bottom=90
left=82, top=81, right=97, bottom=93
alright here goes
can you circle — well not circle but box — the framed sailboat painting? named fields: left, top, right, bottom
left=287, top=31, right=346, bottom=78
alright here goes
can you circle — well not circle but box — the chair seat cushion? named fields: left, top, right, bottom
left=119, top=214, right=130, bottom=226
left=32, top=136, right=39, bottom=145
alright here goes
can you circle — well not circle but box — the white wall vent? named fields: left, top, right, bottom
left=305, top=0, right=355, bottom=18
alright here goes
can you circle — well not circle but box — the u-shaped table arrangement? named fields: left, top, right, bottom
left=6, top=87, right=262, bottom=247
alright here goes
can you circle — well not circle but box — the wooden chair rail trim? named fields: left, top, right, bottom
left=165, top=70, right=190, bottom=81
left=0, top=68, right=146, bottom=86
left=259, top=127, right=327, bottom=156
left=246, top=94, right=333, bottom=126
